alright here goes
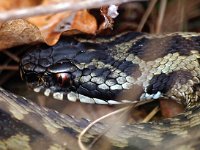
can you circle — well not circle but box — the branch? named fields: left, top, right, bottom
left=0, top=0, right=148, bottom=22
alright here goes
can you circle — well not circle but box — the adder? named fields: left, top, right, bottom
left=1, top=32, right=200, bottom=149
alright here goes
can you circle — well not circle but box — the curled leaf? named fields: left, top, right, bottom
left=0, top=19, right=43, bottom=50
left=0, top=0, right=98, bottom=48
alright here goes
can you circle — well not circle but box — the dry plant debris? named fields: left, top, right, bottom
left=0, top=0, right=124, bottom=50
left=0, top=19, right=43, bottom=50
left=98, top=5, right=119, bottom=31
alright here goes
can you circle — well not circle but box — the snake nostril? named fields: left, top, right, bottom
left=25, top=73, right=40, bottom=84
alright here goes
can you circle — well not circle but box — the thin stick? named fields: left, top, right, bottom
left=0, top=0, right=148, bottom=22
left=88, top=105, right=133, bottom=149
left=155, top=0, right=167, bottom=33
left=178, top=0, right=185, bottom=31
left=0, top=65, right=18, bottom=71
left=78, top=106, right=131, bottom=150
left=3, top=51, right=20, bottom=63
left=142, top=106, right=159, bottom=123
left=137, top=0, right=158, bottom=32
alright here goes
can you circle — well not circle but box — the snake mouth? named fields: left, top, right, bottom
left=31, top=85, right=135, bottom=105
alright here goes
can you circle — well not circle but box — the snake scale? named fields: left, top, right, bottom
left=1, top=32, right=200, bottom=149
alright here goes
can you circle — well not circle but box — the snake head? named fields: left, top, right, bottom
left=19, top=36, right=136, bottom=104
left=19, top=39, right=84, bottom=96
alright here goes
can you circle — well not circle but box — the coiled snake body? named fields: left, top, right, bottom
left=1, top=32, right=200, bottom=149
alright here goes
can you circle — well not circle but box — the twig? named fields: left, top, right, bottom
left=137, top=0, right=158, bottom=32
left=155, top=0, right=167, bottom=33
left=142, top=106, right=159, bottom=123
left=0, top=65, right=18, bottom=71
left=2, top=51, right=20, bottom=63
left=78, top=106, right=131, bottom=150
left=0, top=0, right=148, bottom=22
left=88, top=105, right=133, bottom=149
left=178, top=0, right=185, bottom=31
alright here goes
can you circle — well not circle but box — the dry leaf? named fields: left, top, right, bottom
left=0, top=0, right=40, bottom=11
left=0, top=0, right=97, bottom=48
left=0, top=19, right=43, bottom=50
left=29, top=10, right=97, bottom=45
left=72, top=10, right=97, bottom=34
left=28, top=0, right=97, bottom=45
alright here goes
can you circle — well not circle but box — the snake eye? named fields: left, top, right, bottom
left=56, top=73, right=72, bottom=87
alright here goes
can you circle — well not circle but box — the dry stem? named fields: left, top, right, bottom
left=137, top=0, right=157, bottom=31
left=0, top=0, right=148, bottom=22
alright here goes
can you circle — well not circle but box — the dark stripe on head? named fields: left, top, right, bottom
left=76, top=32, right=145, bottom=50
left=107, top=32, right=145, bottom=45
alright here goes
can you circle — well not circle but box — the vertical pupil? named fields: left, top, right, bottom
left=56, top=73, right=71, bottom=87
left=58, top=76, right=63, bottom=85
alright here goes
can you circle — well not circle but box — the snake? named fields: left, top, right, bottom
left=1, top=32, right=200, bottom=149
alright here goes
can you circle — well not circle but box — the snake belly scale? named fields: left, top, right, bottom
left=0, top=32, right=200, bottom=149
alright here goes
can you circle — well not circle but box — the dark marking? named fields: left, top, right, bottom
left=146, top=71, right=192, bottom=94
left=117, top=84, right=143, bottom=101
left=113, top=60, right=141, bottom=77
left=192, top=84, right=200, bottom=101
left=127, top=136, right=154, bottom=150
left=0, top=109, right=42, bottom=140
left=80, top=42, right=108, bottom=51
left=24, top=72, right=39, bottom=83
left=77, top=84, right=115, bottom=100
left=63, top=127, right=78, bottom=137
left=129, top=35, right=200, bottom=61
left=82, top=82, right=97, bottom=91
left=77, top=86, right=91, bottom=97
left=123, top=63, right=141, bottom=78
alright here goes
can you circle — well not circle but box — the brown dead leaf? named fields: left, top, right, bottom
left=28, top=0, right=97, bottom=45
left=28, top=10, right=97, bottom=45
left=0, top=19, right=43, bottom=50
left=28, top=12, right=72, bottom=45
left=0, top=0, right=41, bottom=11
left=72, top=10, right=97, bottom=34
left=0, top=0, right=97, bottom=48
